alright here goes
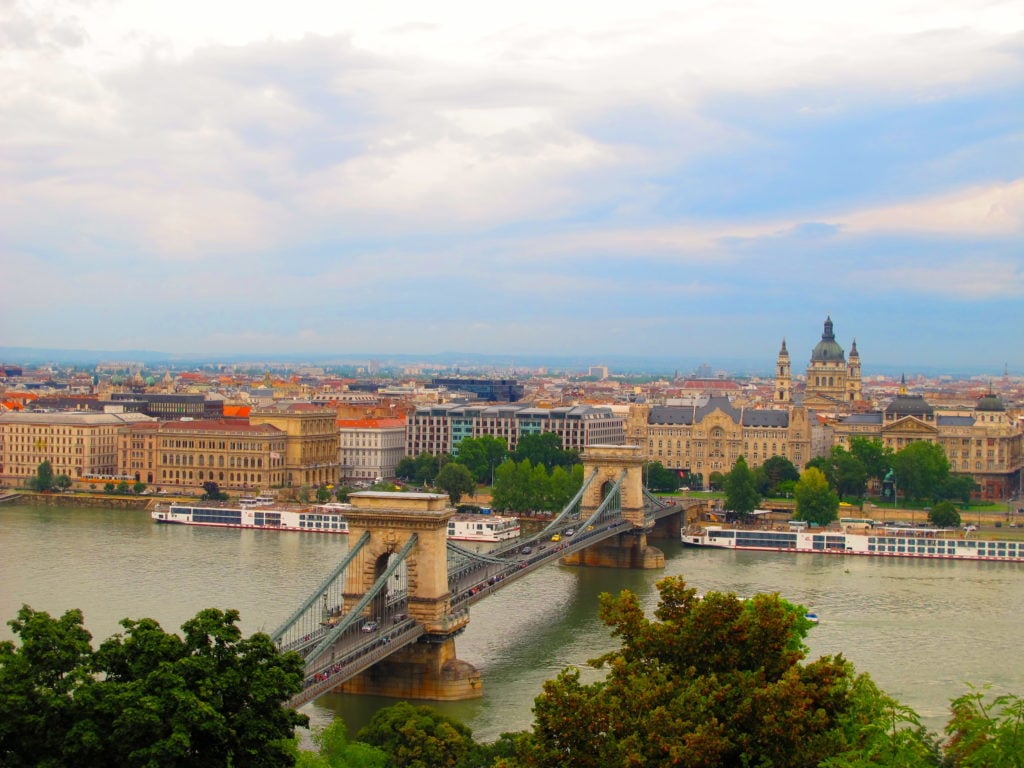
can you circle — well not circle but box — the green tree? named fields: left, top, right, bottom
left=795, top=466, right=840, bottom=526
left=848, top=437, right=893, bottom=485
left=202, top=481, right=228, bottom=501
left=30, top=460, right=55, bottom=492
left=831, top=448, right=869, bottom=500
left=132, top=480, right=146, bottom=495
left=708, top=470, right=725, bottom=491
left=491, top=459, right=539, bottom=514
left=759, top=455, right=800, bottom=495
left=453, top=436, right=509, bottom=484
left=294, top=718, right=389, bottom=768
left=116, top=480, right=130, bottom=494
left=435, top=463, right=476, bottom=505
left=0, top=606, right=307, bottom=768
left=723, top=456, right=760, bottom=521
left=644, top=461, right=682, bottom=493
left=514, top=577, right=893, bottom=768
left=513, top=433, right=579, bottom=470
left=316, top=486, right=332, bottom=503
left=892, top=442, right=950, bottom=503
left=335, top=486, right=353, bottom=502
left=928, top=501, right=962, bottom=529
left=544, top=465, right=580, bottom=511
left=55, top=474, right=73, bottom=492
left=356, top=701, right=475, bottom=768
left=103, top=482, right=115, bottom=494
left=940, top=474, right=977, bottom=506
left=394, top=457, right=417, bottom=483
left=945, top=689, right=1024, bottom=767
left=412, top=453, right=446, bottom=485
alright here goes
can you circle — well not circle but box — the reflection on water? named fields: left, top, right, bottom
left=2, top=504, right=1022, bottom=740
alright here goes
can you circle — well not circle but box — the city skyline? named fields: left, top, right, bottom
left=2, top=1, right=1022, bottom=369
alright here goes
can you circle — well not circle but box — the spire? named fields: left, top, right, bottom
left=850, top=339, right=859, bottom=357
left=899, top=373, right=907, bottom=396
left=822, top=316, right=835, bottom=341
left=779, top=338, right=789, bottom=356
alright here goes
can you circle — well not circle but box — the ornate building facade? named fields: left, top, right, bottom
left=832, top=383, right=1023, bottom=500
left=625, top=396, right=813, bottom=486
left=118, top=419, right=288, bottom=491
left=802, top=316, right=862, bottom=408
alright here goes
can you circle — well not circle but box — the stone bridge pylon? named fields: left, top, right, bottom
left=335, top=492, right=481, bottom=701
left=561, top=444, right=666, bottom=569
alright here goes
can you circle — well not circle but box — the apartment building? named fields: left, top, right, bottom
left=406, top=404, right=625, bottom=456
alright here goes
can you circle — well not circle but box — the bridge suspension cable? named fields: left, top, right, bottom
left=304, top=533, right=418, bottom=671
left=270, top=530, right=370, bottom=645
left=537, top=468, right=598, bottom=537
left=576, top=472, right=624, bottom=531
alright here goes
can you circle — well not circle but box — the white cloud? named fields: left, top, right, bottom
left=841, top=180, right=1024, bottom=237
left=848, top=259, right=1024, bottom=299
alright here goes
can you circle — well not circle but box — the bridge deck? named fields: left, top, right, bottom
left=285, top=498, right=695, bottom=708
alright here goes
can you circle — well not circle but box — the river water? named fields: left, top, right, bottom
left=2, top=503, right=1022, bottom=741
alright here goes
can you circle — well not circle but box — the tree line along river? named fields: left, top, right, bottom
left=2, top=502, right=1023, bottom=742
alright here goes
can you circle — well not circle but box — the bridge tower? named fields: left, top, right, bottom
left=562, top=444, right=666, bottom=569
left=335, top=491, right=482, bottom=700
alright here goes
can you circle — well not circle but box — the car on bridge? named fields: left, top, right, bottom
left=550, top=533, right=562, bottom=542
left=564, top=527, right=576, bottom=536
left=361, top=620, right=379, bottom=633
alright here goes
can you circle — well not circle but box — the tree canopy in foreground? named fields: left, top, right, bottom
left=0, top=605, right=307, bottom=768
left=506, top=576, right=937, bottom=768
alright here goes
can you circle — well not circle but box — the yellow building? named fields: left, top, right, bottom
left=832, top=385, right=1023, bottom=500
left=0, top=411, right=154, bottom=487
left=626, top=396, right=812, bottom=487
left=118, top=419, right=288, bottom=492
left=250, top=404, right=340, bottom=488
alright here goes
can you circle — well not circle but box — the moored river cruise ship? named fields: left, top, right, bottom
left=153, top=503, right=522, bottom=543
left=446, top=513, right=521, bottom=542
left=682, top=525, right=1024, bottom=562
left=152, top=502, right=350, bottom=533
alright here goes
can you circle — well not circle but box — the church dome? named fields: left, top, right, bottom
left=810, top=316, right=845, bottom=362
left=976, top=392, right=1005, bottom=412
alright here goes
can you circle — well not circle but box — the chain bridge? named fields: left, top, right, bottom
left=270, top=445, right=708, bottom=708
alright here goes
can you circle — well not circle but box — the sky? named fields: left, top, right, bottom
left=1, top=0, right=1022, bottom=372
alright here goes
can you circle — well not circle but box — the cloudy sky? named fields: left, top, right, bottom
left=2, top=0, right=1022, bottom=371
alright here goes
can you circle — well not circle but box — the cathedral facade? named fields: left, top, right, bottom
left=776, top=316, right=862, bottom=409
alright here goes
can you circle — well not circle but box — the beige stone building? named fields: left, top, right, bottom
left=625, top=396, right=812, bottom=487
left=118, top=419, right=288, bottom=492
left=832, top=386, right=1022, bottom=500
left=338, top=417, right=407, bottom=484
left=250, top=403, right=340, bottom=488
left=0, top=410, right=154, bottom=487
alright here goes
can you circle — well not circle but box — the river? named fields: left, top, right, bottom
left=2, top=503, right=1022, bottom=742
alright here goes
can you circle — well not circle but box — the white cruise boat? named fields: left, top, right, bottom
left=446, top=513, right=521, bottom=542
left=152, top=502, right=350, bottom=533
left=682, top=525, right=1024, bottom=562
left=153, top=502, right=521, bottom=543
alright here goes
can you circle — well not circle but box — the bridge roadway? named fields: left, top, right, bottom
left=286, top=498, right=684, bottom=708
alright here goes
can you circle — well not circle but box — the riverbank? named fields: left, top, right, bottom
left=2, top=491, right=154, bottom=510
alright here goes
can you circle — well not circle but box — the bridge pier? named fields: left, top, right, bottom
left=560, top=531, right=665, bottom=569
left=336, top=637, right=482, bottom=700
